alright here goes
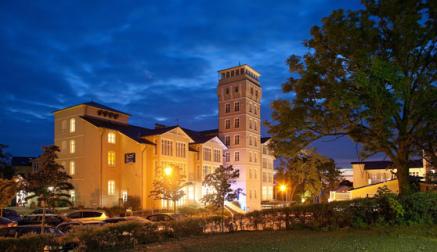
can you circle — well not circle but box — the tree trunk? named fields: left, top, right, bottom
left=396, top=160, right=412, bottom=195
left=41, top=199, right=46, bottom=234
left=221, top=203, right=225, bottom=233
left=395, top=147, right=413, bottom=195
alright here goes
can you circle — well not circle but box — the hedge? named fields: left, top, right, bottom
left=1, top=192, right=435, bottom=251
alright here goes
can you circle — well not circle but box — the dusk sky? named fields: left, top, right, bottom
left=0, top=0, right=368, bottom=167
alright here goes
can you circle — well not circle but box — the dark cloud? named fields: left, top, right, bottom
left=0, top=0, right=363, bottom=166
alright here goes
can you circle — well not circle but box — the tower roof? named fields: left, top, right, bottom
left=218, top=64, right=261, bottom=77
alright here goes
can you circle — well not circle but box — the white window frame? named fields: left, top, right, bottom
left=69, top=118, right=76, bottom=133
left=108, top=132, right=116, bottom=144
left=108, top=180, right=115, bottom=196
left=69, top=140, right=75, bottom=154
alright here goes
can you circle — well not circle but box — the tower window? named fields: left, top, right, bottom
left=249, top=103, right=252, bottom=113
left=250, top=87, right=254, bottom=95
left=225, top=136, right=230, bottom=146
left=240, top=68, right=244, bottom=75
left=234, top=86, right=239, bottom=93
left=234, top=102, right=240, bottom=111
left=231, top=70, right=234, bottom=77
left=225, top=104, right=231, bottom=113
left=234, top=135, right=240, bottom=145
left=225, top=119, right=231, bottom=129
left=255, top=90, right=259, bottom=98
left=235, top=151, right=240, bottom=161
left=226, top=72, right=230, bottom=78
left=234, top=118, right=240, bottom=128
left=225, top=88, right=230, bottom=95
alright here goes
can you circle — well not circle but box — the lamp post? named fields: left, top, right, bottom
left=279, top=184, right=287, bottom=206
left=164, top=166, right=173, bottom=177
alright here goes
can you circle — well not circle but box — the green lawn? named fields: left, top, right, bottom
left=143, top=226, right=437, bottom=252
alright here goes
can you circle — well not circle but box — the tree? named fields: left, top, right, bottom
left=0, top=144, right=14, bottom=179
left=201, top=165, right=241, bottom=232
left=0, top=178, right=17, bottom=216
left=276, top=150, right=341, bottom=203
left=267, top=0, right=436, bottom=195
left=22, top=145, right=74, bottom=232
left=149, top=166, right=189, bottom=213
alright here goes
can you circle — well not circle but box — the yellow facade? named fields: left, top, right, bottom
left=53, top=65, right=275, bottom=212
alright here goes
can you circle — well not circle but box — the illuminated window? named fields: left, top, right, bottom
left=225, top=104, right=231, bottom=113
left=69, top=118, right=76, bottom=133
left=122, top=191, right=128, bottom=202
left=234, top=102, right=240, bottom=111
left=235, top=151, right=240, bottom=161
left=69, top=140, right=76, bottom=154
left=203, top=148, right=211, bottom=161
left=108, top=151, right=116, bottom=166
left=213, top=149, right=221, bottom=162
left=108, top=132, right=116, bottom=143
left=108, top=180, right=115, bottom=195
left=225, top=119, right=231, bottom=129
left=70, top=190, right=76, bottom=204
left=234, top=118, right=240, bottom=128
left=176, top=142, right=186, bottom=158
left=69, top=161, right=75, bottom=175
left=234, top=135, right=240, bottom=145
left=161, top=140, right=173, bottom=156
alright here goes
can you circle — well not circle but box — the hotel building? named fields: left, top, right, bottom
left=54, top=64, right=274, bottom=212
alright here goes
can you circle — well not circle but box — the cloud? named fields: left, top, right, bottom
left=0, top=0, right=364, bottom=164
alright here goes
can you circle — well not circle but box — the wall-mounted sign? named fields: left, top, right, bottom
left=125, top=153, right=136, bottom=163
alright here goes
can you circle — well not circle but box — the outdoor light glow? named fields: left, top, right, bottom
left=279, top=184, right=287, bottom=192
left=164, top=166, right=173, bottom=177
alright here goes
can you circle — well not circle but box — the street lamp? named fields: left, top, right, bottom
left=164, top=166, right=173, bottom=177
left=279, top=184, right=287, bottom=205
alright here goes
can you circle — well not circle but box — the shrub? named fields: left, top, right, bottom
left=0, top=234, right=57, bottom=252
left=400, top=192, right=437, bottom=224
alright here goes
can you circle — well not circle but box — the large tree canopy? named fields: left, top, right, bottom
left=268, top=0, right=436, bottom=195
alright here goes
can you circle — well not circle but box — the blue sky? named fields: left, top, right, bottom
left=0, top=0, right=365, bottom=167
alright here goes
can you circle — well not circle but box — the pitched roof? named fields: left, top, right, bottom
left=80, top=116, right=154, bottom=145
left=182, top=128, right=218, bottom=144
left=11, top=156, right=35, bottom=166
left=54, top=101, right=130, bottom=115
left=351, top=160, right=423, bottom=170
left=140, top=125, right=179, bottom=137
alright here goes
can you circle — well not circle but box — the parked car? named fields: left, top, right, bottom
left=65, top=210, right=108, bottom=223
left=0, top=216, right=17, bottom=228
left=0, top=208, right=21, bottom=222
left=18, top=214, right=69, bottom=226
left=146, top=213, right=186, bottom=222
left=104, top=216, right=151, bottom=224
left=0, top=225, right=63, bottom=238
left=31, top=208, right=57, bottom=215
left=56, top=221, right=104, bottom=233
